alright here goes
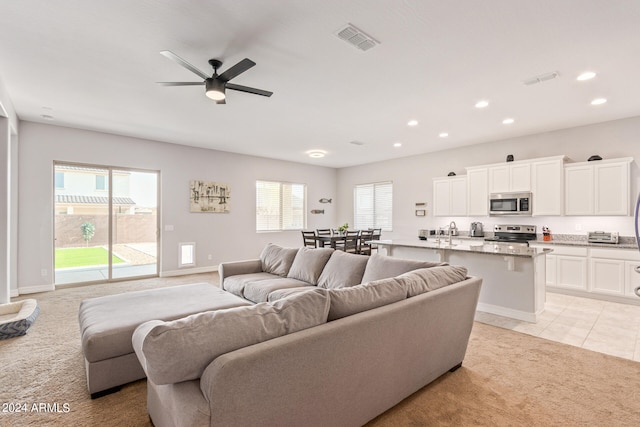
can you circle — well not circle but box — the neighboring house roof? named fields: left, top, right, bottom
left=56, top=195, right=136, bottom=205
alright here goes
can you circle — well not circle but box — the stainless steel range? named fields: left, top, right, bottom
left=484, top=224, right=537, bottom=246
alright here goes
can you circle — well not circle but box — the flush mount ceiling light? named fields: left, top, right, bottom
left=577, top=71, right=597, bottom=81
left=591, top=98, right=607, bottom=105
left=438, top=132, right=449, bottom=138
left=307, top=150, right=326, bottom=158
left=407, top=120, right=419, bottom=126
left=393, top=142, right=402, bottom=147
left=502, top=118, right=515, bottom=124
left=475, top=100, right=489, bottom=109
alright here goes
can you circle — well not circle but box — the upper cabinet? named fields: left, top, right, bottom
left=531, top=156, right=565, bottom=216
left=433, top=176, right=467, bottom=216
left=564, top=158, right=632, bottom=216
left=488, top=162, right=531, bottom=193
left=466, top=167, right=489, bottom=216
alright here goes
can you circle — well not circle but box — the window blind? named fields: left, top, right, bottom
left=256, top=180, right=306, bottom=231
left=353, top=181, right=392, bottom=231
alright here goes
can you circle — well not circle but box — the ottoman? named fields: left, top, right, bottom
left=78, top=283, right=251, bottom=398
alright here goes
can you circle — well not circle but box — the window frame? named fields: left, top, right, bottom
left=256, top=180, right=307, bottom=232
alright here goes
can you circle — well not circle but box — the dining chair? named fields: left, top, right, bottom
left=316, top=229, right=332, bottom=247
left=301, top=230, right=317, bottom=248
left=336, top=230, right=360, bottom=253
left=358, top=229, right=374, bottom=255
left=369, top=228, right=382, bottom=253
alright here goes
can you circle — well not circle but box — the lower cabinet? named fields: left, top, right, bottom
left=531, top=244, right=640, bottom=301
left=625, top=261, right=640, bottom=298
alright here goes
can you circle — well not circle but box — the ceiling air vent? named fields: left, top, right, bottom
left=522, top=71, right=560, bottom=86
left=335, top=24, right=379, bottom=51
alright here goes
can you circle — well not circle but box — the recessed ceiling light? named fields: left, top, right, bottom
left=475, top=100, right=489, bottom=109
left=502, top=118, right=514, bottom=124
left=590, top=98, right=607, bottom=105
left=407, top=120, right=418, bottom=126
left=393, top=142, right=402, bottom=148
left=438, top=132, right=449, bottom=138
left=307, top=150, right=326, bottom=158
left=577, top=71, right=596, bottom=81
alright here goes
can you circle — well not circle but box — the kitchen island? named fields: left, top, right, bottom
left=373, top=239, right=552, bottom=322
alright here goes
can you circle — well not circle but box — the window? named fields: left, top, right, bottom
left=354, top=181, right=393, bottom=231
left=95, top=175, right=108, bottom=191
left=256, top=180, right=306, bottom=231
left=55, top=172, right=65, bottom=189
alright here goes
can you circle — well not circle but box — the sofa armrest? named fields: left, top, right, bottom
left=219, top=259, right=263, bottom=283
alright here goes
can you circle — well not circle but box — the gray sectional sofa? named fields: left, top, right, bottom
left=129, top=244, right=482, bottom=427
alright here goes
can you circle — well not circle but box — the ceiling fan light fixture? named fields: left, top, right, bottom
left=205, top=78, right=226, bottom=101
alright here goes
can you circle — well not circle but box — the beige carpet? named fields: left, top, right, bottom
left=2, top=274, right=640, bottom=426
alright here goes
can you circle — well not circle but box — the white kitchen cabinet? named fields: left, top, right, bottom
left=625, top=261, right=640, bottom=298
left=531, top=157, right=565, bottom=216
left=556, top=255, right=588, bottom=290
left=488, top=162, right=531, bottom=193
left=466, top=167, right=488, bottom=216
left=589, top=258, right=625, bottom=296
left=564, top=164, right=593, bottom=215
left=564, top=158, right=632, bottom=216
left=594, top=161, right=630, bottom=215
left=531, top=244, right=587, bottom=291
left=433, top=176, right=467, bottom=216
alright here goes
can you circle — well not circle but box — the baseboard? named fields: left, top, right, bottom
left=18, top=284, right=56, bottom=295
left=10, top=288, right=20, bottom=298
left=160, top=266, right=218, bottom=277
left=476, top=302, right=539, bottom=323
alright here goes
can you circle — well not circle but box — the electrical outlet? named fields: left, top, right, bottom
left=207, top=254, right=213, bottom=260
left=41, top=269, right=47, bottom=277
left=575, top=223, right=582, bottom=231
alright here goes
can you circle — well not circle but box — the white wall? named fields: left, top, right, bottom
left=337, top=116, right=640, bottom=240
left=18, top=122, right=338, bottom=293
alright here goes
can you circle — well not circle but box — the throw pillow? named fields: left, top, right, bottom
left=360, top=253, right=446, bottom=283
left=287, top=247, right=334, bottom=285
left=327, top=277, right=406, bottom=321
left=398, top=265, right=468, bottom=297
left=133, top=288, right=330, bottom=385
left=260, top=243, right=299, bottom=276
left=317, top=250, right=369, bottom=289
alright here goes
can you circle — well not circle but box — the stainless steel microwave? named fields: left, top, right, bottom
left=489, top=192, right=532, bottom=216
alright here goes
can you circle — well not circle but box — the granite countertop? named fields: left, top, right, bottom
left=373, top=239, right=550, bottom=258
left=451, top=234, right=639, bottom=250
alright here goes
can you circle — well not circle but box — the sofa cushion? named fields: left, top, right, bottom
left=360, top=253, right=446, bottom=283
left=287, top=247, right=334, bottom=285
left=223, top=272, right=279, bottom=298
left=267, top=286, right=312, bottom=302
left=260, top=244, right=299, bottom=277
left=398, top=265, right=469, bottom=297
left=327, top=277, right=406, bottom=321
left=243, top=278, right=312, bottom=303
left=133, top=288, right=330, bottom=385
left=317, top=250, right=369, bottom=289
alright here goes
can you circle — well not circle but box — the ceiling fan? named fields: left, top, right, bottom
left=157, top=50, right=273, bottom=104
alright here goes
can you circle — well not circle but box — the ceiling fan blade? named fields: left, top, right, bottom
left=218, top=58, right=256, bottom=82
left=160, top=50, right=210, bottom=80
left=157, top=82, right=205, bottom=86
left=226, top=83, right=273, bottom=97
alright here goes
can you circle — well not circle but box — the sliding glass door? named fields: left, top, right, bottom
left=54, top=163, right=159, bottom=285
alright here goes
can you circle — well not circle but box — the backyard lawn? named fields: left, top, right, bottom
left=55, top=247, right=125, bottom=269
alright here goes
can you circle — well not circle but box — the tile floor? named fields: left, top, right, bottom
left=475, top=292, right=640, bottom=362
